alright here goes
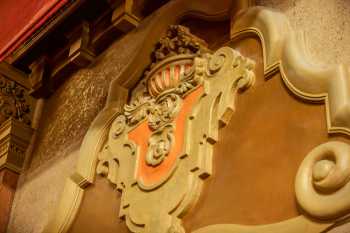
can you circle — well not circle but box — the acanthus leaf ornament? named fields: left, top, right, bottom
left=124, top=96, right=154, bottom=126
left=96, top=25, right=255, bottom=233
left=147, top=93, right=182, bottom=130
left=0, top=76, right=31, bottom=126
left=46, top=6, right=350, bottom=233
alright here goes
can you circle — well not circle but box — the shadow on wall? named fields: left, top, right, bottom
left=255, top=0, right=302, bottom=12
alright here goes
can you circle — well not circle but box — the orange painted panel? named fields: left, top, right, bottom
left=129, top=86, right=203, bottom=187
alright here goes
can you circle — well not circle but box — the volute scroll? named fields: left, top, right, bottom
left=295, top=141, right=350, bottom=219
left=95, top=25, right=256, bottom=233
left=45, top=4, right=350, bottom=233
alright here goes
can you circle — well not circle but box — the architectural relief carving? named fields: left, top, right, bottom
left=95, top=25, right=255, bottom=233
left=45, top=3, right=350, bottom=233
left=0, top=66, right=34, bottom=233
left=146, top=124, right=174, bottom=166
left=0, top=75, right=31, bottom=126
left=295, top=141, right=350, bottom=219
left=0, top=72, right=34, bottom=173
left=0, top=118, right=33, bottom=172
left=42, top=1, right=246, bottom=233
left=149, top=25, right=209, bottom=70
left=231, top=6, right=350, bottom=136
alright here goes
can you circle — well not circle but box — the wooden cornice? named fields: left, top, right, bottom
left=0, top=0, right=171, bottom=99
left=0, top=118, right=33, bottom=173
left=4, top=0, right=85, bottom=65
left=0, top=62, right=29, bottom=89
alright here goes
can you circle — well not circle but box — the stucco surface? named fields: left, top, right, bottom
left=7, top=24, right=144, bottom=233
left=7, top=1, right=350, bottom=233
left=7, top=151, right=79, bottom=233
left=256, top=0, right=350, bottom=66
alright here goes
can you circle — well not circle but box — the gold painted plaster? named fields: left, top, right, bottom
left=253, top=2, right=350, bottom=231
left=6, top=1, right=350, bottom=233
left=46, top=4, right=350, bottom=233
left=256, top=0, right=350, bottom=66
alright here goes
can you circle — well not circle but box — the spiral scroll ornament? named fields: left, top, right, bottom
left=295, top=141, right=350, bottom=219
left=95, top=24, right=257, bottom=233
left=112, top=114, right=126, bottom=138
left=208, top=47, right=255, bottom=91
left=146, top=124, right=174, bottom=166
left=148, top=94, right=181, bottom=130
left=0, top=76, right=31, bottom=125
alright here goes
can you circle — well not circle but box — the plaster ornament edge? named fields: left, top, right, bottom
left=41, top=0, right=235, bottom=232
left=43, top=4, right=350, bottom=233
left=231, top=6, right=350, bottom=136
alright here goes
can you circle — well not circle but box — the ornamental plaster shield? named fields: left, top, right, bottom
left=96, top=25, right=255, bottom=233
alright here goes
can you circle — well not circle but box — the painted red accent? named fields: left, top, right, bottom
left=128, top=86, right=203, bottom=187
left=174, top=64, right=180, bottom=85
left=0, top=0, right=69, bottom=61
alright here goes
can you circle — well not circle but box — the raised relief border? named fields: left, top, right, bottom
left=193, top=6, right=350, bottom=233
left=44, top=3, right=350, bottom=233
left=96, top=25, right=254, bottom=233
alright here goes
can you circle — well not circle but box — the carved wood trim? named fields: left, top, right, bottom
left=4, top=0, right=85, bottom=64
left=0, top=119, right=33, bottom=173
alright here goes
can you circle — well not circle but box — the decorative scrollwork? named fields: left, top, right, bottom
left=207, top=48, right=255, bottom=91
left=208, top=52, right=225, bottom=74
left=112, top=115, right=127, bottom=138
left=95, top=24, right=256, bottom=233
left=96, top=145, right=119, bottom=185
left=295, top=141, right=350, bottom=219
left=167, top=219, right=185, bottom=233
left=0, top=76, right=31, bottom=125
left=124, top=95, right=154, bottom=125
left=232, top=55, right=255, bottom=91
left=123, top=93, right=182, bottom=132
left=96, top=141, right=136, bottom=187
left=148, top=94, right=182, bottom=130
left=146, top=124, right=174, bottom=166
left=149, top=25, right=209, bottom=69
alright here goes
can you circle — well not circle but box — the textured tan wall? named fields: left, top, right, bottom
left=256, top=0, right=350, bottom=66
left=6, top=1, right=350, bottom=233
left=6, top=26, right=144, bottom=233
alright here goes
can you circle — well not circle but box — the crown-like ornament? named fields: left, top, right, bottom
left=146, top=25, right=209, bottom=97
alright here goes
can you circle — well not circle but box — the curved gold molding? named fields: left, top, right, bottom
left=192, top=6, right=350, bottom=233
left=45, top=4, right=350, bottom=233
left=43, top=1, right=240, bottom=232
left=97, top=45, right=255, bottom=233
left=192, top=216, right=328, bottom=233
left=231, top=6, right=350, bottom=136
left=295, top=141, right=350, bottom=219
left=108, top=0, right=233, bottom=93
